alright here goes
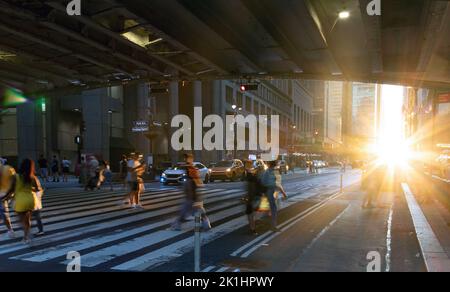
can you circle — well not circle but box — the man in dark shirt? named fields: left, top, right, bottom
left=38, top=155, right=49, bottom=182
left=51, top=155, right=60, bottom=182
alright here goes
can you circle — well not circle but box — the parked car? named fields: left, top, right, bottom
left=160, top=162, right=210, bottom=185
left=210, top=159, right=246, bottom=182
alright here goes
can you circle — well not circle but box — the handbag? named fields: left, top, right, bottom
left=257, top=195, right=270, bottom=212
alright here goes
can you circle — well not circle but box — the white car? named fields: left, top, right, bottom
left=160, top=162, right=210, bottom=185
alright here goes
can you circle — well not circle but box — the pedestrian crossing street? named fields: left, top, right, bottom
left=0, top=177, right=348, bottom=272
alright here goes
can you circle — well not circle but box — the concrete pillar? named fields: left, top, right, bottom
left=82, top=88, right=110, bottom=161
left=169, top=81, right=179, bottom=164
left=193, top=80, right=202, bottom=161
left=17, top=101, right=44, bottom=163
left=124, top=83, right=152, bottom=157
left=212, top=80, right=225, bottom=162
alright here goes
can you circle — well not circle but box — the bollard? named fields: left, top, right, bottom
left=194, top=210, right=201, bottom=272
left=340, top=173, right=344, bottom=193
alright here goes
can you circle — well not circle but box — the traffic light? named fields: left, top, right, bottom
left=240, top=84, right=259, bottom=92
left=74, top=135, right=82, bottom=145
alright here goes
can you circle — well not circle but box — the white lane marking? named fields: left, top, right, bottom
left=202, top=266, right=216, bottom=272
left=58, top=205, right=244, bottom=267
left=402, top=183, right=450, bottom=272
left=229, top=187, right=319, bottom=257
left=0, top=189, right=237, bottom=240
left=2, top=188, right=227, bottom=226
left=25, top=189, right=225, bottom=218
left=0, top=191, right=243, bottom=251
left=215, top=267, right=230, bottom=272
left=231, top=193, right=342, bottom=257
left=385, top=207, right=393, bottom=272
left=13, top=200, right=241, bottom=263
left=297, top=205, right=350, bottom=259
left=111, top=217, right=247, bottom=271
left=232, top=191, right=344, bottom=258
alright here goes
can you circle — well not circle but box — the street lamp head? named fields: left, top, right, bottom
left=338, top=11, right=350, bottom=19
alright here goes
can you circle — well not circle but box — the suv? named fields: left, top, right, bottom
left=210, top=159, right=246, bottom=182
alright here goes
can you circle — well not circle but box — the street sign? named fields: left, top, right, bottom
left=132, top=120, right=149, bottom=132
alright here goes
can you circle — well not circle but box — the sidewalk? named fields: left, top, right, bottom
left=279, top=183, right=428, bottom=272
left=405, top=176, right=450, bottom=272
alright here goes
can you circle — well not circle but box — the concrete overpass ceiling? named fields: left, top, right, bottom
left=0, top=0, right=448, bottom=94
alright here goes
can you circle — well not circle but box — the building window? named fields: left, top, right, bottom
left=261, top=105, right=266, bottom=115
left=253, top=100, right=259, bottom=115
left=301, top=109, right=304, bottom=131
left=226, top=86, right=234, bottom=105
left=236, top=92, right=243, bottom=109
left=245, top=96, right=252, bottom=112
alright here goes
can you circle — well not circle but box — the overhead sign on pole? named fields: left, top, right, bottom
left=132, top=120, right=149, bottom=132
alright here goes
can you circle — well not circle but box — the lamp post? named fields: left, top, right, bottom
left=232, top=104, right=238, bottom=159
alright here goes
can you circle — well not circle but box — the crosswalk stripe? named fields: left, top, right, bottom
left=0, top=190, right=245, bottom=249
left=59, top=205, right=244, bottom=267
left=12, top=201, right=242, bottom=263
left=111, top=216, right=247, bottom=271
left=202, top=266, right=216, bottom=272
left=1, top=189, right=236, bottom=233
left=7, top=188, right=227, bottom=222
left=1, top=172, right=358, bottom=271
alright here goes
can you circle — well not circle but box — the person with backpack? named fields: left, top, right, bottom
left=0, top=161, right=15, bottom=239
left=245, top=164, right=265, bottom=235
left=262, top=161, right=283, bottom=232
left=3, top=159, right=43, bottom=244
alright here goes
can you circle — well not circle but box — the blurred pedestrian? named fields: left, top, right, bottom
left=3, top=159, right=43, bottom=244
left=79, top=156, right=88, bottom=186
left=362, top=162, right=383, bottom=209
left=119, top=155, right=128, bottom=190
left=275, top=164, right=288, bottom=204
left=0, top=161, right=15, bottom=238
left=38, top=155, right=49, bottom=182
left=262, top=161, right=280, bottom=232
left=51, top=155, right=60, bottom=182
left=33, top=181, right=45, bottom=237
left=131, top=156, right=146, bottom=209
left=245, top=164, right=265, bottom=235
left=102, top=161, right=114, bottom=191
left=123, top=153, right=141, bottom=208
left=61, top=157, right=71, bottom=183
left=171, top=154, right=211, bottom=231
left=85, top=156, right=99, bottom=191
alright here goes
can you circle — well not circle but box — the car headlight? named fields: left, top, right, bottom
left=226, top=168, right=232, bottom=172
left=162, top=173, right=167, bottom=178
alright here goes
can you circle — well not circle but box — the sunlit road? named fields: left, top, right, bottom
left=0, top=168, right=448, bottom=272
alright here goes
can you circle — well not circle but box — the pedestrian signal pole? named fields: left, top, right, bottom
left=194, top=210, right=201, bottom=272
